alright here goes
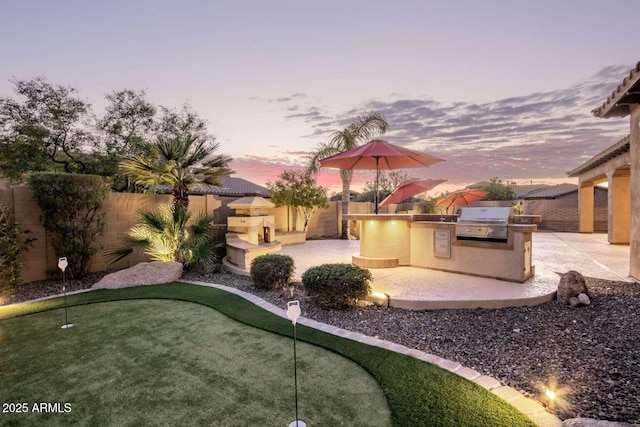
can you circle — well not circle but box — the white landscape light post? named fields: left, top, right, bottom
left=58, top=257, right=73, bottom=329
left=286, top=300, right=306, bottom=427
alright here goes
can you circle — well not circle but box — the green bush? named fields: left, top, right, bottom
left=0, top=204, right=35, bottom=291
left=107, top=203, right=216, bottom=269
left=29, top=172, right=110, bottom=278
left=301, top=263, right=372, bottom=309
left=250, top=254, right=295, bottom=290
left=416, top=197, right=437, bottom=213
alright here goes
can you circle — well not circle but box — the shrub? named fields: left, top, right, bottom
left=301, top=263, right=372, bottom=309
left=29, top=173, right=110, bottom=278
left=416, top=198, right=437, bottom=213
left=107, top=203, right=216, bottom=269
left=0, top=204, right=35, bottom=291
left=250, top=254, right=295, bottom=290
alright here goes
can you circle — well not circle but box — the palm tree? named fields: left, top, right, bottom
left=307, top=111, right=388, bottom=239
left=119, top=134, right=233, bottom=210
left=106, top=203, right=217, bottom=267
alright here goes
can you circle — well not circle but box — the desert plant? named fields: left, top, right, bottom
left=301, top=263, right=372, bottom=309
left=119, top=133, right=233, bottom=210
left=0, top=204, right=35, bottom=291
left=29, top=172, right=109, bottom=278
left=107, top=203, right=216, bottom=268
left=250, top=254, right=295, bottom=290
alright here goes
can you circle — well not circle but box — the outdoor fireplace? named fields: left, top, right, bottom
left=227, top=196, right=276, bottom=245
left=224, top=196, right=282, bottom=272
left=455, top=207, right=511, bottom=243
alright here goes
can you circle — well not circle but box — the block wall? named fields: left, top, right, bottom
left=4, top=187, right=221, bottom=283
left=6, top=187, right=368, bottom=283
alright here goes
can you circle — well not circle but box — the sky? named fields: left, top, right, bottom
left=1, top=0, right=638, bottom=196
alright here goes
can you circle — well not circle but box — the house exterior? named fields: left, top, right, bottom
left=567, top=135, right=630, bottom=242
left=568, top=61, right=639, bottom=281
left=516, top=184, right=608, bottom=232
left=464, top=182, right=608, bottom=232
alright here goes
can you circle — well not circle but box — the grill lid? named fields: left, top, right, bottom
left=457, top=207, right=511, bottom=224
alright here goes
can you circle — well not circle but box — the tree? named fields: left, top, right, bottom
left=29, top=173, right=110, bottom=279
left=268, top=169, right=330, bottom=232
left=307, top=111, right=388, bottom=239
left=363, top=170, right=410, bottom=194
left=94, top=89, right=156, bottom=185
left=155, top=104, right=211, bottom=141
left=0, top=77, right=96, bottom=181
left=360, top=170, right=411, bottom=201
left=119, top=133, right=233, bottom=210
left=98, top=89, right=156, bottom=157
left=482, top=177, right=516, bottom=201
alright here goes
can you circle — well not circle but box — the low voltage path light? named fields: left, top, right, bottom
left=286, top=301, right=306, bottom=427
left=58, top=257, right=73, bottom=329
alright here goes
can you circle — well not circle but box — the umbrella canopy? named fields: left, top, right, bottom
left=319, top=139, right=444, bottom=170
left=436, top=189, right=489, bottom=210
left=319, top=139, right=444, bottom=213
left=379, top=178, right=447, bottom=208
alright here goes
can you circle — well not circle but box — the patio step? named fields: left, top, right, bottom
left=352, top=254, right=399, bottom=268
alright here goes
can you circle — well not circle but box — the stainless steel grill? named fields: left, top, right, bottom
left=455, top=207, right=511, bottom=242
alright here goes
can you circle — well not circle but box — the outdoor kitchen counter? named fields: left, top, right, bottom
left=345, top=214, right=536, bottom=282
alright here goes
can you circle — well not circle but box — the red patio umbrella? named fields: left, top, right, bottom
left=436, top=189, right=489, bottom=211
left=379, top=178, right=447, bottom=208
left=319, top=139, right=444, bottom=213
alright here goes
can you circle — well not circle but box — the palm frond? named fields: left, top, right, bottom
left=307, top=142, right=342, bottom=174
left=348, top=111, right=389, bottom=141
left=103, top=247, right=134, bottom=264
left=328, top=128, right=357, bottom=151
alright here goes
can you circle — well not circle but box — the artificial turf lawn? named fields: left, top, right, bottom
left=0, top=299, right=389, bottom=426
left=0, top=282, right=537, bottom=427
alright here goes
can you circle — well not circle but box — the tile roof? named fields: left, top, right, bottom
left=592, top=62, right=640, bottom=118
left=511, top=184, right=550, bottom=199
left=519, top=183, right=579, bottom=199
left=188, top=176, right=270, bottom=197
left=566, top=135, right=630, bottom=177
left=456, top=183, right=580, bottom=199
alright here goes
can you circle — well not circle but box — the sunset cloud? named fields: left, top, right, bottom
left=234, top=65, right=630, bottom=189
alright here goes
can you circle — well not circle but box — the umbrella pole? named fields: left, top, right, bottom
left=374, top=157, right=380, bottom=214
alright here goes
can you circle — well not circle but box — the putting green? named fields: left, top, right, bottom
left=0, top=299, right=391, bottom=426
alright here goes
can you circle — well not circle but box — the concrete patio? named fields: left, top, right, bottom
left=277, top=232, right=632, bottom=310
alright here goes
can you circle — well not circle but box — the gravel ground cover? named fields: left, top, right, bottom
left=3, top=269, right=639, bottom=424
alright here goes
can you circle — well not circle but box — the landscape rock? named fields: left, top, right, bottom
left=562, top=417, right=638, bottom=427
left=558, top=270, right=589, bottom=303
left=93, top=261, right=183, bottom=289
left=569, top=297, right=581, bottom=307
left=578, top=293, right=591, bottom=305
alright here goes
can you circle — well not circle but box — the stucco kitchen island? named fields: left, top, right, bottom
left=345, top=213, right=537, bottom=283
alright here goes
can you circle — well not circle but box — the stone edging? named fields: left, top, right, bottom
left=4, top=281, right=562, bottom=426
left=184, top=280, right=562, bottom=427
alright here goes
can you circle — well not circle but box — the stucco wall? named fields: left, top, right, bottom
left=4, top=187, right=221, bottom=283
left=6, top=189, right=370, bottom=283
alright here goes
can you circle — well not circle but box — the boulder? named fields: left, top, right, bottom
left=578, top=293, right=591, bottom=306
left=557, top=270, right=588, bottom=303
left=93, top=261, right=183, bottom=289
left=569, top=297, right=581, bottom=307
